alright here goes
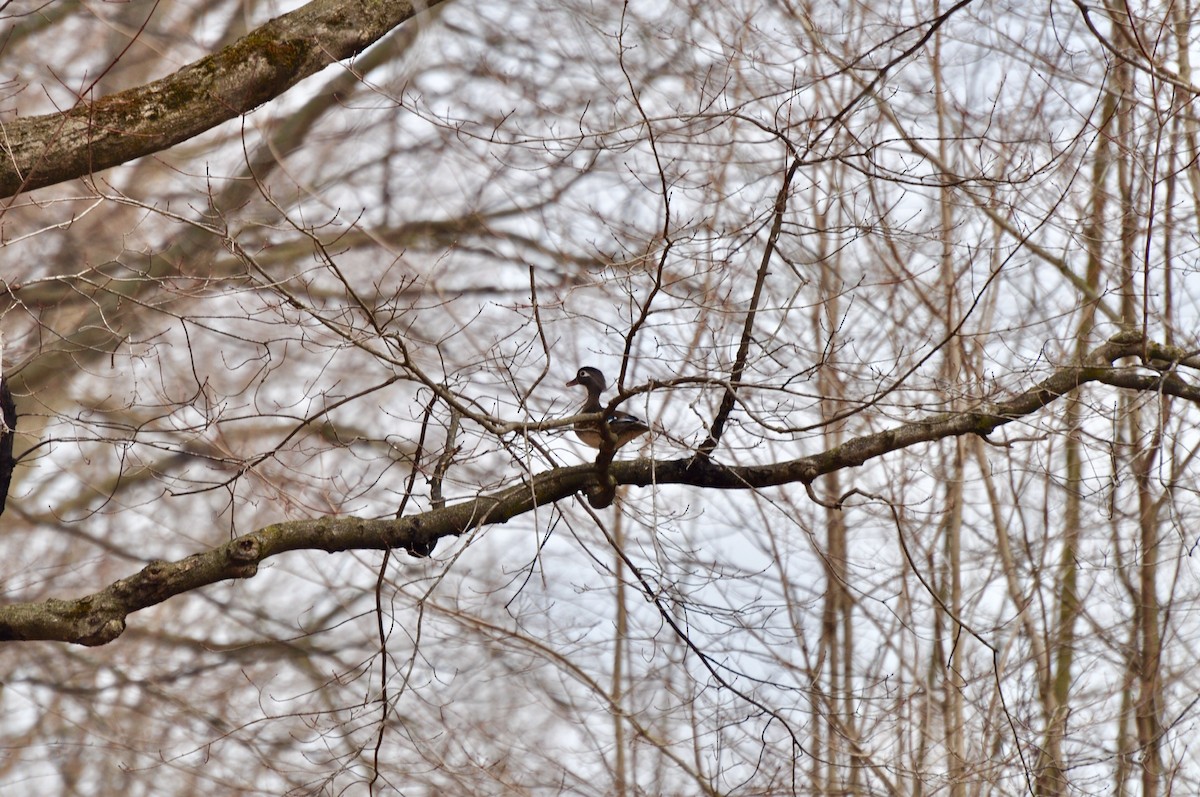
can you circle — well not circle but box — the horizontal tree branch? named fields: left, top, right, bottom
left=0, top=0, right=447, bottom=198
left=2, top=332, right=1196, bottom=646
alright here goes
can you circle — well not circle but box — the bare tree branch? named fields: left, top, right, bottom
left=2, top=332, right=1194, bottom=647
left=0, top=0, right=448, bottom=198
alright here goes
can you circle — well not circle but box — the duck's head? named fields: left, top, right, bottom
left=565, top=366, right=607, bottom=393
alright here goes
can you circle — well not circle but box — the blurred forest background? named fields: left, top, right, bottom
left=1, top=0, right=1199, bottom=794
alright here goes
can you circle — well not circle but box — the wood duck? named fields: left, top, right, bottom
left=565, top=366, right=650, bottom=450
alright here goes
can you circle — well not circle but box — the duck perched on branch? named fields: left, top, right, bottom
left=565, top=367, right=650, bottom=450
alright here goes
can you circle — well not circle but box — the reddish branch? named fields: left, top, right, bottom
left=1, top=332, right=1197, bottom=646
left=0, top=0, right=447, bottom=198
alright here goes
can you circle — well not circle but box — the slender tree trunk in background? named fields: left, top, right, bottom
left=1034, top=398, right=1081, bottom=797
left=938, top=441, right=966, bottom=797
left=1108, top=5, right=1165, bottom=790
left=1033, top=74, right=1116, bottom=792
left=1132, top=425, right=1163, bottom=797
left=933, top=29, right=966, bottom=790
left=612, top=509, right=629, bottom=797
left=814, top=202, right=856, bottom=795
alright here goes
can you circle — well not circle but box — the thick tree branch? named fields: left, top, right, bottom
left=2, top=333, right=1196, bottom=646
left=0, top=0, right=447, bottom=198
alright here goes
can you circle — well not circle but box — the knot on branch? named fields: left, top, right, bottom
left=79, top=617, right=126, bottom=647
left=400, top=519, right=435, bottom=557
left=798, top=462, right=820, bottom=483
left=230, top=536, right=261, bottom=563
left=586, top=476, right=617, bottom=509
left=143, top=561, right=169, bottom=582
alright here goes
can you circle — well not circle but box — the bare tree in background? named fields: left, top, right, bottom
left=1, top=0, right=1199, bottom=795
